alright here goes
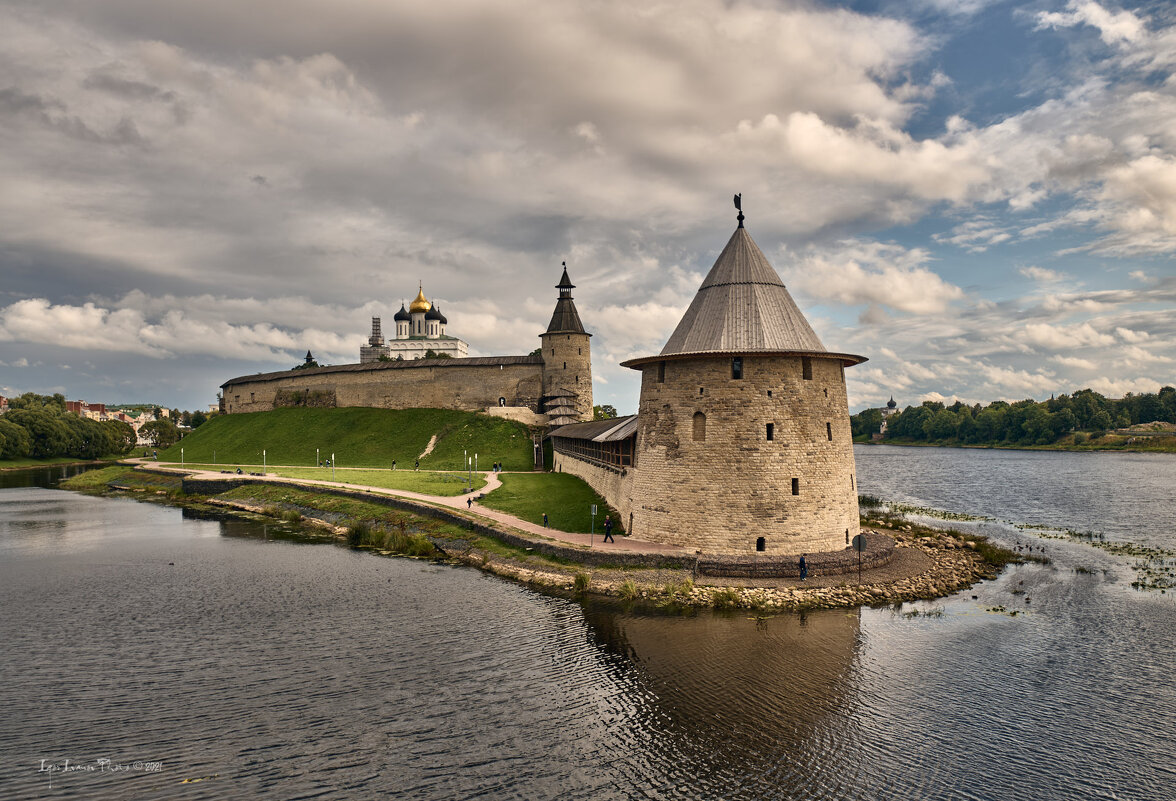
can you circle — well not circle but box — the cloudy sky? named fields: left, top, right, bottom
left=1, top=0, right=1174, bottom=414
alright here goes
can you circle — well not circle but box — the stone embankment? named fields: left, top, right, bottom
left=470, top=528, right=1000, bottom=611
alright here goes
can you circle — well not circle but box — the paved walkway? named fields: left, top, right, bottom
left=135, top=460, right=689, bottom=556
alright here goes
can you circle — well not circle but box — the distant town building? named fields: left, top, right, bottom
left=0, top=395, right=7, bottom=415
left=360, top=285, right=470, bottom=363
left=65, top=400, right=108, bottom=420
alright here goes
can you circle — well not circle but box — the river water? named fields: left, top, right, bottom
left=1, top=450, right=1173, bottom=801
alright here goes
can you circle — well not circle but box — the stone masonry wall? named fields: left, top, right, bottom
left=540, top=332, right=593, bottom=421
left=552, top=451, right=637, bottom=532
left=628, top=354, right=860, bottom=555
left=223, top=362, right=543, bottom=414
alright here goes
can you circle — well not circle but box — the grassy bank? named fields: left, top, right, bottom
left=481, top=473, right=625, bottom=535
left=0, top=456, right=121, bottom=471
left=60, top=465, right=185, bottom=495
left=174, top=464, right=485, bottom=496
left=157, top=407, right=536, bottom=469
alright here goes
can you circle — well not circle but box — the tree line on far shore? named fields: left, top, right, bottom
left=852, top=386, right=1176, bottom=447
left=0, top=393, right=212, bottom=461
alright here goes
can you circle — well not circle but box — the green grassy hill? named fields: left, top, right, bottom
left=158, top=408, right=536, bottom=470
left=481, top=473, right=626, bottom=535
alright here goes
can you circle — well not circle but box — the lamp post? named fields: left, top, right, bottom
left=316, top=447, right=320, bottom=468
left=263, top=449, right=266, bottom=474
left=332, top=453, right=335, bottom=481
left=181, top=447, right=184, bottom=468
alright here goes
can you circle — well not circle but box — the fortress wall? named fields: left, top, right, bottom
left=540, top=332, right=593, bottom=420
left=552, top=451, right=636, bottom=532
left=223, top=362, right=543, bottom=414
left=629, top=354, right=859, bottom=555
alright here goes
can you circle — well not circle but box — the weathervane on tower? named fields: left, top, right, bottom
left=734, top=193, right=744, bottom=228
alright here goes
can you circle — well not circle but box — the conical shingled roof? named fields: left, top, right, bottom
left=621, top=224, right=865, bottom=369
left=545, top=266, right=589, bottom=335
left=661, top=227, right=825, bottom=355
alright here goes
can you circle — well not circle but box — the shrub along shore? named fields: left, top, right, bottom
left=62, top=464, right=1028, bottom=611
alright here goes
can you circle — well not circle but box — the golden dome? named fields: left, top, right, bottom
left=409, top=286, right=431, bottom=314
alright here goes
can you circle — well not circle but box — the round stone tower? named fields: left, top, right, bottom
left=540, top=265, right=593, bottom=423
left=620, top=206, right=866, bottom=555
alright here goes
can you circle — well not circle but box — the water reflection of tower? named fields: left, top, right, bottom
left=581, top=607, right=861, bottom=797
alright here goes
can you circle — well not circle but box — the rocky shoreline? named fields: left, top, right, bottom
left=206, top=493, right=1009, bottom=611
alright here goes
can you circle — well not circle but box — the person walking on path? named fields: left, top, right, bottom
left=542, top=512, right=548, bottom=527
left=799, top=555, right=808, bottom=581
left=467, top=497, right=473, bottom=509
left=603, top=515, right=614, bottom=543
left=414, top=459, right=419, bottom=471
left=392, top=460, right=396, bottom=471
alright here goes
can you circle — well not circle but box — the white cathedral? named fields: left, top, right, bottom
left=359, top=285, right=470, bottom=362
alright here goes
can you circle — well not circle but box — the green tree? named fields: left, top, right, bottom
left=9, top=392, right=67, bottom=412
left=886, top=406, right=930, bottom=440
left=60, top=414, right=114, bottom=459
left=973, top=407, right=1007, bottom=442
left=190, top=410, right=208, bottom=428
left=1020, top=406, right=1057, bottom=445
left=593, top=404, right=619, bottom=420
left=923, top=409, right=960, bottom=440
left=851, top=407, right=883, bottom=438
left=3, top=408, right=71, bottom=458
left=102, top=420, right=137, bottom=454
left=0, top=418, right=32, bottom=459
left=140, top=419, right=180, bottom=448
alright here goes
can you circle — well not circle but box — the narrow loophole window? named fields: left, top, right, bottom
left=802, top=356, right=813, bottom=380
left=791, top=478, right=799, bottom=495
left=731, top=357, right=743, bottom=380
left=827, top=422, right=833, bottom=441
left=699, top=387, right=704, bottom=396
left=767, top=389, right=772, bottom=398
left=756, top=537, right=766, bottom=552
left=657, top=361, right=665, bottom=383
left=692, top=411, right=706, bottom=442
left=766, top=423, right=774, bottom=441
left=850, top=474, right=854, bottom=490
